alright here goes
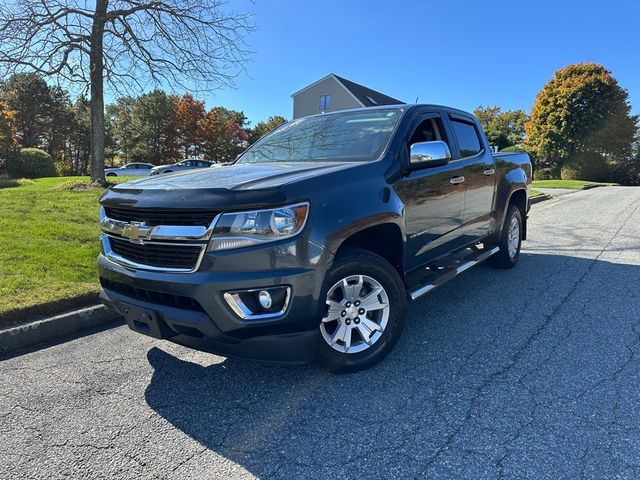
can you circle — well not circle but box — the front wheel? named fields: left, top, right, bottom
left=488, top=205, right=522, bottom=269
left=315, top=248, right=407, bottom=373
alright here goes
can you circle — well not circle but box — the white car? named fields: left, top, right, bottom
left=150, top=159, right=214, bottom=175
left=105, top=163, right=154, bottom=177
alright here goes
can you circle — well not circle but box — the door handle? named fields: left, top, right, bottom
left=450, top=176, right=465, bottom=185
left=483, top=168, right=495, bottom=176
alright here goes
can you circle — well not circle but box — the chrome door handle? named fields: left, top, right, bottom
left=450, top=176, right=465, bottom=185
left=483, top=168, right=495, bottom=176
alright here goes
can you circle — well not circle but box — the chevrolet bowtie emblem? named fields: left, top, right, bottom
left=121, top=222, right=155, bottom=243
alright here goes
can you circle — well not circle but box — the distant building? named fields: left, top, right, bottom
left=291, top=73, right=404, bottom=119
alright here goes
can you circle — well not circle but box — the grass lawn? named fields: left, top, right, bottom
left=0, top=176, right=134, bottom=326
left=531, top=179, right=617, bottom=189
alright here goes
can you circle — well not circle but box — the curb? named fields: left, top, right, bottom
left=530, top=194, right=551, bottom=204
left=0, top=305, right=122, bottom=356
left=580, top=184, right=612, bottom=190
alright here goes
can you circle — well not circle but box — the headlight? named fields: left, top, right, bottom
left=208, top=202, right=309, bottom=251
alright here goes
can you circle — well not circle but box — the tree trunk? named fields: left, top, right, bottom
left=89, top=0, right=108, bottom=183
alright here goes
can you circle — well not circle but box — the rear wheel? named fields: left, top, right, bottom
left=315, top=248, right=407, bottom=373
left=106, top=172, right=116, bottom=177
left=488, top=205, right=522, bottom=269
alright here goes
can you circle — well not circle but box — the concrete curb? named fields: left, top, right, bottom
left=530, top=194, right=552, bottom=204
left=0, top=305, right=122, bottom=356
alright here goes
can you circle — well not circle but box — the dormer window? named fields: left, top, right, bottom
left=319, top=94, right=331, bottom=111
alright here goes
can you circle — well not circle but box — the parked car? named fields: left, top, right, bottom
left=150, top=159, right=213, bottom=175
left=98, top=105, right=532, bottom=373
left=105, top=163, right=154, bottom=177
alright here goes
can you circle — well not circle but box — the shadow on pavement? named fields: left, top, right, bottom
left=144, top=252, right=640, bottom=477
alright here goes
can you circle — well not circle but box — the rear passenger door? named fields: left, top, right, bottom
left=447, top=114, right=496, bottom=240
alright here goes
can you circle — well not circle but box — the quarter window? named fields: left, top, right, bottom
left=451, top=119, right=482, bottom=158
left=319, top=94, right=331, bottom=111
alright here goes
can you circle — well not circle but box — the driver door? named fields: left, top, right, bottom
left=393, top=113, right=466, bottom=270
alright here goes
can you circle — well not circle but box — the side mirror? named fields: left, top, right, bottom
left=410, top=141, right=451, bottom=168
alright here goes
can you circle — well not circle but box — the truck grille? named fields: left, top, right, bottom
left=109, top=237, right=203, bottom=270
left=103, top=206, right=218, bottom=227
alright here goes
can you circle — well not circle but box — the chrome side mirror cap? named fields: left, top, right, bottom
left=410, top=141, right=451, bottom=168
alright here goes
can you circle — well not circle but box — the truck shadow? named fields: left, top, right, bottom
left=144, top=252, right=640, bottom=477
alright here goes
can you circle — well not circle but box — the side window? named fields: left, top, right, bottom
left=408, top=117, right=447, bottom=148
left=450, top=119, right=482, bottom=158
left=319, top=94, right=331, bottom=111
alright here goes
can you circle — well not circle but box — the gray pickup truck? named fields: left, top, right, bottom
left=98, top=105, right=532, bottom=372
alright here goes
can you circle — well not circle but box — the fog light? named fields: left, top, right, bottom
left=258, top=290, right=272, bottom=309
left=223, top=286, right=290, bottom=320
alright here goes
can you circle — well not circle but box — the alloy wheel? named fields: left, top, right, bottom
left=508, top=215, right=520, bottom=258
left=319, top=274, right=390, bottom=354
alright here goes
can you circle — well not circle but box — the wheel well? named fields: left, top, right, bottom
left=508, top=189, right=527, bottom=239
left=337, top=223, right=404, bottom=274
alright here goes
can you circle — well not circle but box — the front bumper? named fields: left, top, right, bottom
left=98, top=239, right=332, bottom=363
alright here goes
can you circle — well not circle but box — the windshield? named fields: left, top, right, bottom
left=237, top=108, right=402, bottom=164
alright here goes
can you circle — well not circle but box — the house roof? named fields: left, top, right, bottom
left=291, top=73, right=404, bottom=107
left=333, top=75, right=405, bottom=107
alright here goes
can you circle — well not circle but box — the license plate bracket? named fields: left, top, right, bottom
left=119, top=302, right=175, bottom=339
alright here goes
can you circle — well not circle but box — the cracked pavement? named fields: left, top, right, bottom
left=2, top=186, right=640, bottom=479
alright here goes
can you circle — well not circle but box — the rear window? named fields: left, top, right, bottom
left=451, top=119, right=482, bottom=158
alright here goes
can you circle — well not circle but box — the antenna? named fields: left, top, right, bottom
left=415, top=96, right=419, bottom=104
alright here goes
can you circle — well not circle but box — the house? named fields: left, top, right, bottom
left=291, top=74, right=404, bottom=119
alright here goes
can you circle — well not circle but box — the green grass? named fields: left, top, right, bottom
left=0, top=176, right=134, bottom=326
left=531, top=179, right=617, bottom=189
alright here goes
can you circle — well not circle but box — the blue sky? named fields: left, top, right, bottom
left=206, top=0, right=640, bottom=125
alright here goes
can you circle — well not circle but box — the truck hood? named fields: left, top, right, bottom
left=114, top=161, right=357, bottom=191
left=101, top=161, right=361, bottom=210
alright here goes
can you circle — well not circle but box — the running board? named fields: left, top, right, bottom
left=409, top=246, right=500, bottom=301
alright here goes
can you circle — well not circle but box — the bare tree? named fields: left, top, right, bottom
left=0, top=0, right=254, bottom=182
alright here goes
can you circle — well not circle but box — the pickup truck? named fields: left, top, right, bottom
left=98, top=105, right=532, bottom=373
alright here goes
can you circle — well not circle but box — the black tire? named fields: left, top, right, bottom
left=314, top=248, right=407, bottom=373
left=106, top=172, right=116, bottom=177
left=487, top=205, right=522, bottom=269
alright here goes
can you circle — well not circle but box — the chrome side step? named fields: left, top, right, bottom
left=409, top=246, right=500, bottom=301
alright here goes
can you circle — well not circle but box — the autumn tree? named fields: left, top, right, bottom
left=0, top=99, right=15, bottom=159
left=524, top=63, right=638, bottom=174
left=175, top=93, right=206, bottom=159
left=248, top=115, right=287, bottom=144
left=473, top=106, right=528, bottom=151
left=0, top=1, right=254, bottom=182
left=200, top=106, right=248, bottom=162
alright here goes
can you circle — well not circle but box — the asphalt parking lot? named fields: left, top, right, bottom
left=2, top=186, right=640, bottom=479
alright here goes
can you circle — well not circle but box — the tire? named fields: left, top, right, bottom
left=487, top=205, right=523, bottom=269
left=106, top=173, right=116, bottom=177
left=314, top=248, right=407, bottom=373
